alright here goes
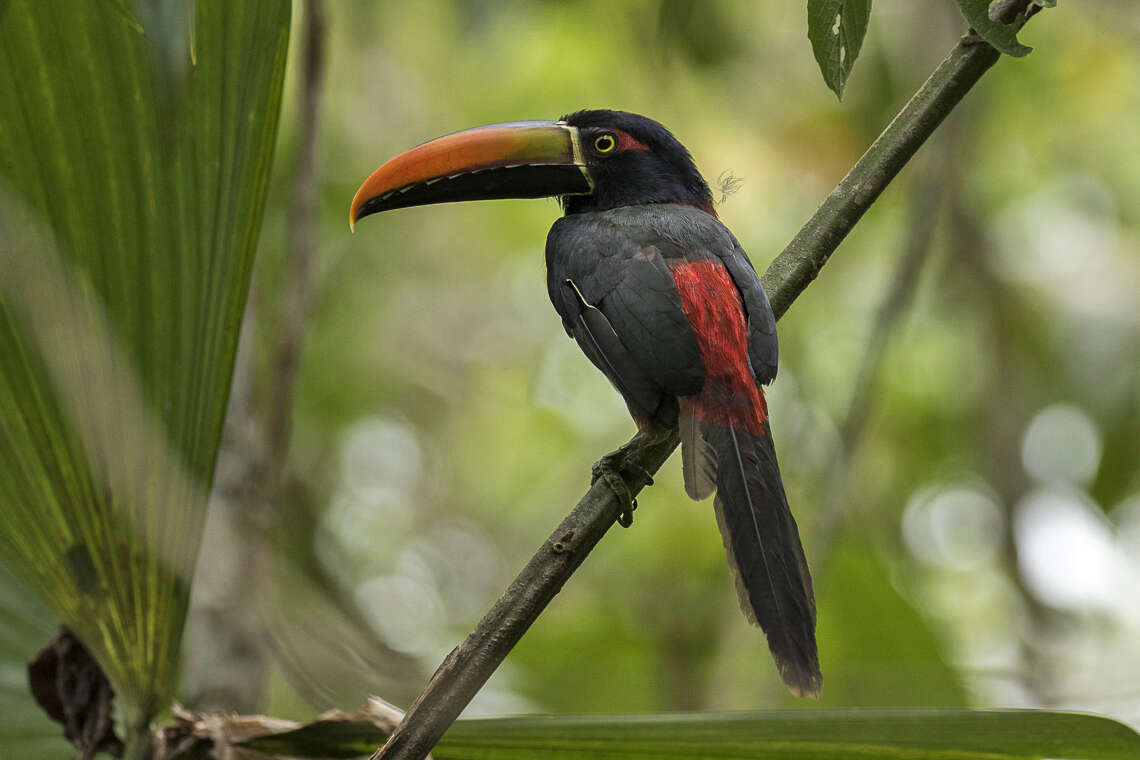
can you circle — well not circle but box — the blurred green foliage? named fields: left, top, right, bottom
left=251, top=0, right=1139, bottom=727
left=3, top=0, right=1139, bottom=756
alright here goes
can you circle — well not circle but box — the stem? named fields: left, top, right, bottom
left=376, top=429, right=679, bottom=760
left=813, top=130, right=955, bottom=566
left=762, top=39, right=999, bottom=318
left=374, top=5, right=1040, bottom=759
left=122, top=713, right=153, bottom=760
left=183, top=0, right=328, bottom=714
left=268, top=0, right=325, bottom=462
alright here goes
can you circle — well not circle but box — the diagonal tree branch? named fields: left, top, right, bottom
left=373, top=5, right=1042, bottom=759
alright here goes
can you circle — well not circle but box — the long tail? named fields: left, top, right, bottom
left=669, top=258, right=819, bottom=695
left=679, top=394, right=821, bottom=697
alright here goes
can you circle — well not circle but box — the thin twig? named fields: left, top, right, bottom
left=267, top=0, right=326, bottom=464
left=374, top=5, right=1040, bottom=759
left=948, top=190, right=1058, bottom=705
left=812, top=126, right=956, bottom=564
left=183, top=0, right=327, bottom=716
left=762, top=27, right=1005, bottom=318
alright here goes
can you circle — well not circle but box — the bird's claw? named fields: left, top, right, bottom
left=617, top=501, right=636, bottom=528
left=592, top=456, right=637, bottom=528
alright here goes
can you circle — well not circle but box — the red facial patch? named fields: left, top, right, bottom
left=669, top=260, right=766, bottom=433
left=614, top=129, right=650, bottom=153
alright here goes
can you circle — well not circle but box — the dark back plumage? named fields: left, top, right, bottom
left=547, top=111, right=820, bottom=695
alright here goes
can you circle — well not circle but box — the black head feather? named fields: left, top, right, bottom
left=560, top=109, right=714, bottom=216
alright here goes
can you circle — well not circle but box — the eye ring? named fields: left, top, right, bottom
left=593, top=133, right=617, bottom=154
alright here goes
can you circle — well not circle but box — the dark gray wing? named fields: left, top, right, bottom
left=597, top=243, right=703, bottom=399
left=556, top=277, right=662, bottom=423
left=546, top=211, right=706, bottom=426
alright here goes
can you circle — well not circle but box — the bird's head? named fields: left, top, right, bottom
left=349, top=109, right=714, bottom=230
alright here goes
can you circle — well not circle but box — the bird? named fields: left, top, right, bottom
left=349, top=110, right=821, bottom=697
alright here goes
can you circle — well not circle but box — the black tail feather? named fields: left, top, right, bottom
left=704, top=421, right=820, bottom=697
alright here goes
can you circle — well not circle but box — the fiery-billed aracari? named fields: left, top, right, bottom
left=350, top=110, right=821, bottom=696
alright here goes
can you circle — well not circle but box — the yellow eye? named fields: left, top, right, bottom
left=593, top=133, right=617, bottom=154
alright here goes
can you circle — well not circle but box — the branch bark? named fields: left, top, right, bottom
left=374, top=6, right=1040, bottom=759
left=268, top=0, right=326, bottom=465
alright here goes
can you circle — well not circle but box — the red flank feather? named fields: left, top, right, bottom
left=669, top=260, right=767, bottom=434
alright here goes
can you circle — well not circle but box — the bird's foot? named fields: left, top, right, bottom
left=591, top=435, right=659, bottom=528
left=592, top=453, right=637, bottom=527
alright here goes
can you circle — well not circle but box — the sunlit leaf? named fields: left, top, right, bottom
left=954, top=0, right=1034, bottom=57
left=0, top=0, right=290, bottom=736
left=807, top=0, right=872, bottom=99
left=240, top=708, right=1140, bottom=759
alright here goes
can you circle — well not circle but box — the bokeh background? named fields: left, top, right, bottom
left=229, top=0, right=1140, bottom=723
left=11, top=0, right=1140, bottom=751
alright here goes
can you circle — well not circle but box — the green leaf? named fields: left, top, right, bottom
left=0, top=0, right=290, bottom=732
left=240, top=709, right=1140, bottom=759
left=242, top=718, right=386, bottom=759
left=954, top=0, right=1034, bottom=57
left=807, top=0, right=872, bottom=100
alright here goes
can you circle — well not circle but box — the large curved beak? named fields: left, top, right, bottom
left=349, top=121, right=594, bottom=230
